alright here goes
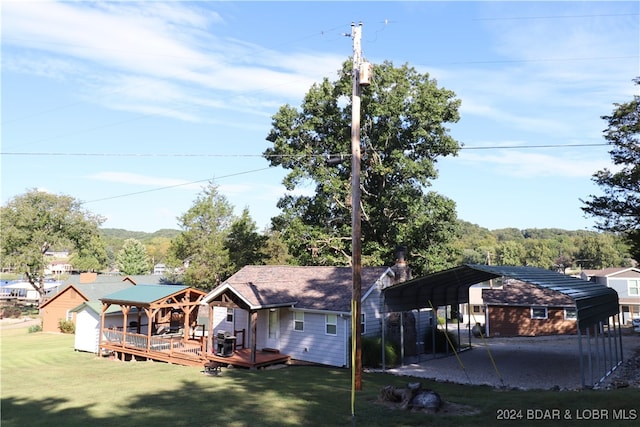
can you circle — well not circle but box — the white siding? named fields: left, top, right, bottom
left=278, top=309, right=349, bottom=367
left=74, top=309, right=100, bottom=353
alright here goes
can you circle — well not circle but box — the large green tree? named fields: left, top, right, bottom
left=1, top=189, right=105, bottom=302
left=582, top=77, right=640, bottom=261
left=264, top=60, right=462, bottom=275
left=116, top=238, right=150, bottom=275
left=168, top=183, right=235, bottom=290
left=225, top=208, right=268, bottom=271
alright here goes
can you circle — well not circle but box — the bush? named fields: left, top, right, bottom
left=58, top=319, right=75, bottom=334
left=0, top=306, right=22, bottom=319
left=361, top=336, right=399, bottom=368
left=28, top=323, right=42, bottom=333
left=424, top=328, right=458, bottom=353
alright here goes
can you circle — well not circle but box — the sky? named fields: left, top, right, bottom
left=2, top=1, right=639, bottom=234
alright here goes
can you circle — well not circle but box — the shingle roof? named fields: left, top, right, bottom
left=483, top=280, right=574, bottom=306
left=204, top=265, right=390, bottom=312
left=65, top=274, right=166, bottom=286
left=74, top=281, right=135, bottom=301
left=101, top=284, right=189, bottom=304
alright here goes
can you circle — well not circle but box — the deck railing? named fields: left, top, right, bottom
left=102, top=329, right=203, bottom=357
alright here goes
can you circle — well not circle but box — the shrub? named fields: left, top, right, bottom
left=0, top=306, right=22, bottom=319
left=58, top=319, right=75, bottom=334
left=28, top=323, right=42, bottom=333
left=361, top=336, right=399, bottom=368
left=424, top=328, right=458, bottom=353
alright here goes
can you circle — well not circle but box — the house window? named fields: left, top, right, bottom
left=531, top=307, right=548, bottom=319
left=293, top=312, right=304, bottom=332
left=325, top=314, right=337, bottom=335
left=226, top=308, right=234, bottom=323
left=629, top=280, right=640, bottom=296
left=361, top=313, right=366, bottom=334
left=564, top=307, right=577, bottom=320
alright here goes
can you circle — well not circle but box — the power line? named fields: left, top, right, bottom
left=0, top=143, right=610, bottom=158
left=81, top=167, right=272, bottom=204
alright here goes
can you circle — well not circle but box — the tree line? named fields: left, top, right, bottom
left=2, top=62, right=637, bottom=300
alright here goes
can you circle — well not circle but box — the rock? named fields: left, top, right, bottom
left=411, top=390, right=442, bottom=412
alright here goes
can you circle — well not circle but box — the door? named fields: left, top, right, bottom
left=266, top=309, right=279, bottom=349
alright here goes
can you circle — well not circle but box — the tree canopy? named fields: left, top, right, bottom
left=1, top=189, right=105, bottom=301
left=167, top=183, right=235, bottom=290
left=582, top=77, right=640, bottom=261
left=263, top=60, right=462, bottom=275
left=116, top=238, right=150, bottom=275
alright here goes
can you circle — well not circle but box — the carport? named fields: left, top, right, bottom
left=381, top=264, right=623, bottom=388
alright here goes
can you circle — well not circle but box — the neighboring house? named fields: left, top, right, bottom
left=39, top=273, right=160, bottom=332
left=45, top=260, right=73, bottom=276
left=201, top=265, right=406, bottom=368
left=0, top=280, right=62, bottom=304
left=153, top=264, right=166, bottom=275
left=581, top=267, right=640, bottom=325
left=482, top=279, right=577, bottom=337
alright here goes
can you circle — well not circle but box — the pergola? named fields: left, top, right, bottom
left=382, top=264, right=623, bottom=388
left=99, top=285, right=207, bottom=360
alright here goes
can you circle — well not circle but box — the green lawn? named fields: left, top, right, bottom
left=1, top=325, right=638, bottom=427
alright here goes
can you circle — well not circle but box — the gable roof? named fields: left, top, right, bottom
left=100, top=284, right=191, bottom=305
left=40, top=280, right=135, bottom=308
left=483, top=280, right=574, bottom=307
left=69, top=301, right=122, bottom=315
left=64, top=274, right=166, bottom=286
left=383, top=264, right=619, bottom=328
left=202, top=265, right=391, bottom=312
left=582, top=267, right=640, bottom=278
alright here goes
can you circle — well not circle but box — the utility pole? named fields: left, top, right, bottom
left=350, top=21, right=363, bottom=393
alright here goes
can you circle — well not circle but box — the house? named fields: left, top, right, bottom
left=581, top=267, right=640, bottom=325
left=482, top=279, right=577, bottom=337
left=0, top=280, right=62, bottom=305
left=200, top=265, right=403, bottom=368
left=39, top=273, right=161, bottom=332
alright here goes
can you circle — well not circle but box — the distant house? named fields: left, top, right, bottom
left=201, top=265, right=407, bottom=368
left=581, top=267, right=640, bottom=325
left=39, top=273, right=162, bottom=333
left=482, top=279, right=577, bottom=337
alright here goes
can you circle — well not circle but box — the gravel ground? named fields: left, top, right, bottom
left=387, top=329, right=640, bottom=391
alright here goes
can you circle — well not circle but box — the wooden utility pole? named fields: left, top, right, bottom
left=350, top=21, right=363, bottom=392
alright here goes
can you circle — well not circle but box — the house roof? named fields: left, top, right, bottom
left=482, top=280, right=575, bottom=307
left=40, top=280, right=135, bottom=308
left=582, top=267, right=640, bottom=278
left=382, top=264, right=619, bottom=328
left=69, top=301, right=122, bottom=315
left=100, top=284, right=191, bottom=305
left=202, top=265, right=391, bottom=312
left=64, top=274, right=166, bottom=286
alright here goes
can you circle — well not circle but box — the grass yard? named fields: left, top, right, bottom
left=1, top=325, right=639, bottom=427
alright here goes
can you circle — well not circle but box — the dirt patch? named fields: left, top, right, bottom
left=375, top=398, right=480, bottom=416
left=0, top=317, right=41, bottom=330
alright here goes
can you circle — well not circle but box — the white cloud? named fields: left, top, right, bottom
left=2, top=1, right=343, bottom=122
left=459, top=150, right=611, bottom=178
left=88, top=172, right=203, bottom=190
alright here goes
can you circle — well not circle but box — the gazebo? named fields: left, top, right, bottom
left=98, top=285, right=207, bottom=366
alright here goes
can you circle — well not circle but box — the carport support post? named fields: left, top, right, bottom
left=578, top=325, right=585, bottom=388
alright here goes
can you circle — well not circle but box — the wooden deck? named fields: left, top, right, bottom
left=100, top=330, right=290, bottom=369
left=206, top=348, right=290, bottom=369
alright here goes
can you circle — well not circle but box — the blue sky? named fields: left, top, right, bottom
left=2, top=1, right=638, bottom=233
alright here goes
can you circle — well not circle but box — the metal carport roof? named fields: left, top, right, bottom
left=382, top=264, right=619, bottom=329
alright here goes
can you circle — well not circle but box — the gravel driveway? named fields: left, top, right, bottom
left=388, top=330, right=640, bottom=390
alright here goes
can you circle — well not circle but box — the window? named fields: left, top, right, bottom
left=564, top=307, right=577, bottom=320
left=226, top=308, right=234, bottom=323
left=531, top=307, right=548, bottom=319
left=293, top=312, right=304, bottom=331
left=360, top=313, right=366, bottom=334
left=325, top=314, right=337, bottom=335
left=629, top=280, right=639, bottom=296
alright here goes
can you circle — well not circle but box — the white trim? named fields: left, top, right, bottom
left=531, top=306, right=548, bottom=319
left=325, top=313, right=338, bottom=336
left=293, top=311, right=304, bottom=332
